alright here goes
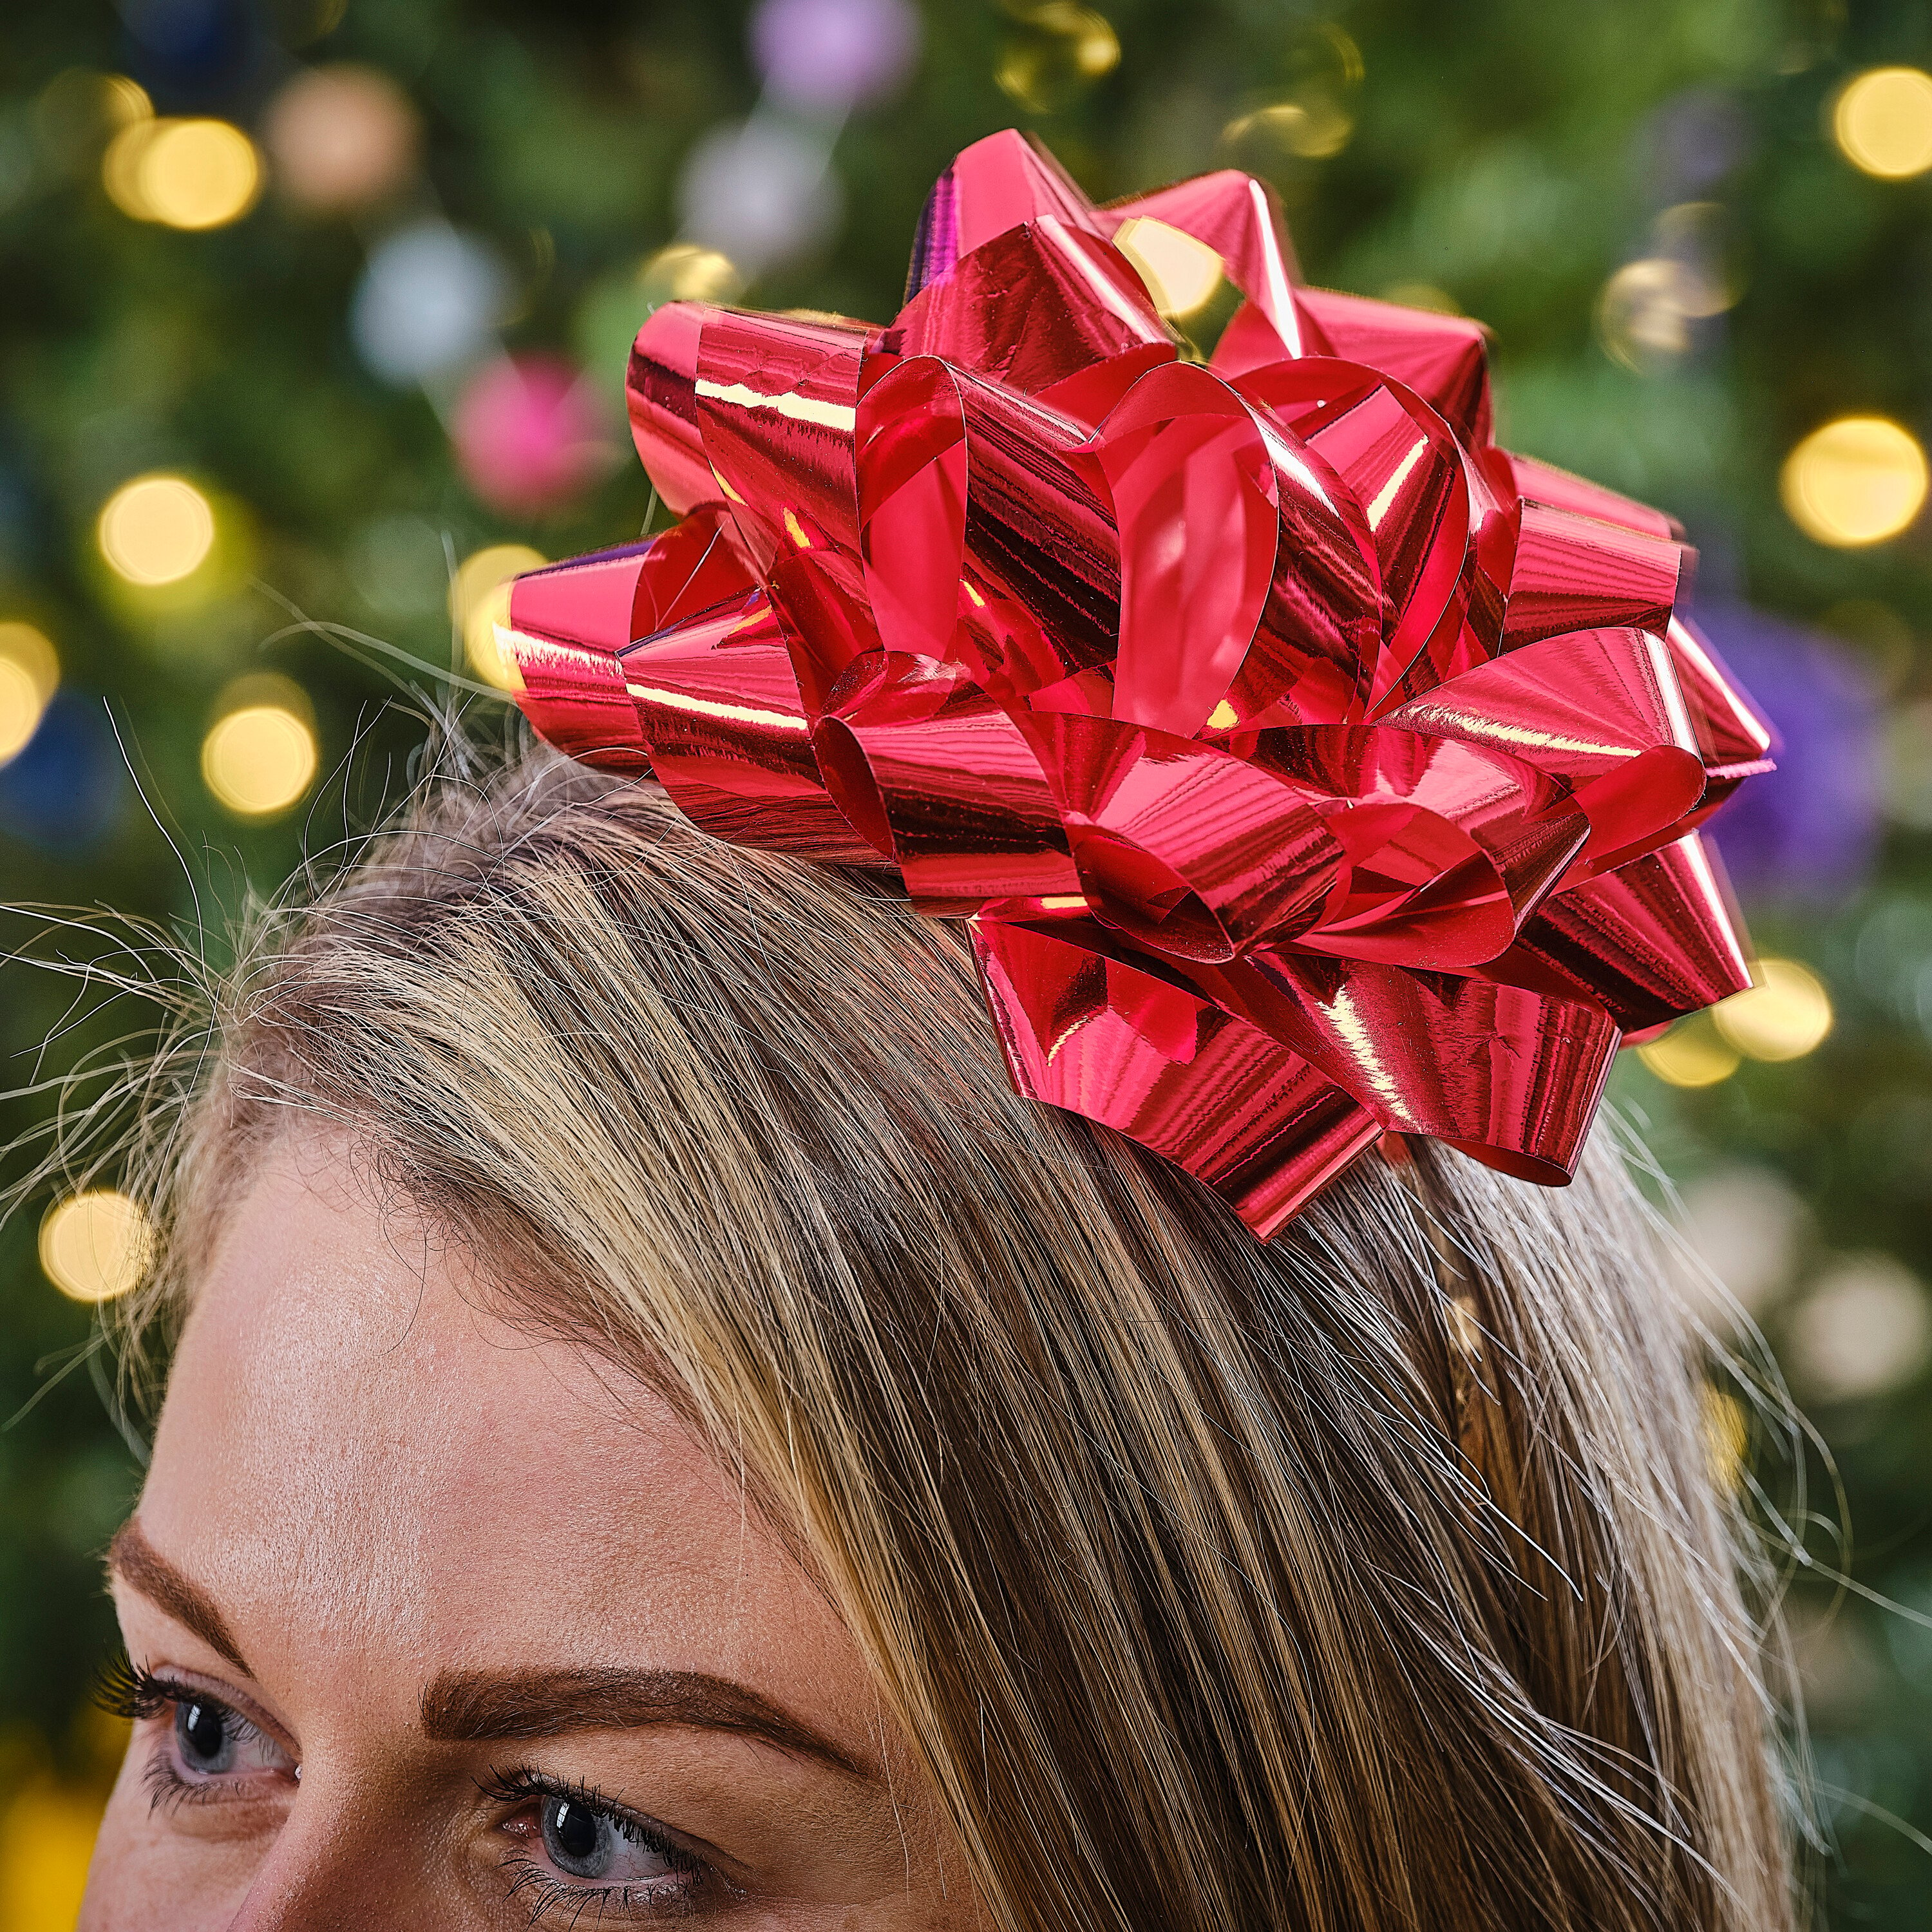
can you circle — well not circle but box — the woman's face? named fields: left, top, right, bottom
left=83, top=1136, right=981, bottom=1930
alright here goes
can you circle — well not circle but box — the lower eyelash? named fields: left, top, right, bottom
left=498, top=1857, right=703, bottom=1925
left=141, top=1751, right=224, bottom=1818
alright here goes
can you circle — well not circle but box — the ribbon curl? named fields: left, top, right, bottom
left=504, top=131, right=1774, bottom=1238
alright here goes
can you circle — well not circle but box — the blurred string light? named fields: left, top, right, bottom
left=1219, top=22, right=1363, bottom=166
left=1786, top=1253, right=1932, bottom=1401
left=1781, top=415, right=1929, bottom=547
left=0, top=622, right=59, bottom=765
left=104, top=115, right=262, bottom=229
left=200, top=674, right=319, bottom=819
left=1832, top=66, right=1932, bottom=180
left=261, top=63, right=421, bottom=214
left=452, top=544, right=545, bottom=691
left=994, top=3, right=1121, bottom=115
left=1700, top=1384, right=1749, bottom=1491
left=39, top=1188, right=154, bottom=1303
left=1596, top=202, right=1741, bottom=374
left=639, top=242, right=743, bottom=307
left=1113, top=217, right=1224, bottom=317
left=97, top=473, right=216, bottom=585
left=1637, top=956, right=1833, bottom=1087
left=1713, top=958, right=1834, bottom=1060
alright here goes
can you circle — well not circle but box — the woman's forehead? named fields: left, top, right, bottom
left=138, top=1133, right=858, bottom=1729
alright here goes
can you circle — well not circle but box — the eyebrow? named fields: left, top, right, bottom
left=107, top=1518, right=251, bottom=1674
left=419, top=1666, right=873, bottom=1780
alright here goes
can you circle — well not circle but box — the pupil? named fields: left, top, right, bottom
left=180, top=1700, right=229, bottom=1766
left=544, top=1798, right=607, bottom=1877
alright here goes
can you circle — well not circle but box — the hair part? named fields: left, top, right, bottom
left=97, top=744, right=1797, bottom=1932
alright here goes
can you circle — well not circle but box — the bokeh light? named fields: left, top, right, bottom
left=1596, top=260, right=1693, bottom=372
left=452, top=544, right=546, bottom=691
left=1220, top=97, right=1355, bottom=162
left=263, top=64, right=421, bottom=214
left=0, top=1777, right=101, bottom=1927
left=1636, top=1016, right=1739, bottom=1088
left=1833, top=66, right=1932, bottom=180
left=1786, top=1255, right=1932, bottom=1401
left=103, top=117, right=262, bottom=229
left=1781, top=416, right=1929, bottom=547
left=994, top=4, right=1121, bottom=114
left=0, top=622, right=59, bottom=766
left=201, top=676, right=320, bottom=819
left=97, top=473, right=216, bottom=585
left=1712, top=957, right=1833, bottom=1061
left=1113, top=217, right=1224, bottom=317
left=39, top=1189, right=155, bottom=1303
left=639, top=242, right=743, bottom=308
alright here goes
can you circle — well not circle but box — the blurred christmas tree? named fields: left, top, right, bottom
left=3, top=0, right=1932, bottom=1920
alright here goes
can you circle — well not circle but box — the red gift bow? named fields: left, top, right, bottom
left=504, top=131, right=1775, bottom=1238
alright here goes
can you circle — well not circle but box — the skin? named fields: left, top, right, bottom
left=82, top=1135, right=985, bottom=1930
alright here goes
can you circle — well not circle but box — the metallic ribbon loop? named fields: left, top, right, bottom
left=504, top=128, right=1775, bottom=1238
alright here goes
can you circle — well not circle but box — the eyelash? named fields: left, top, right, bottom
left=96, top=1653, right=290, bottom=1815
left=480, top=1765, right=715, bottom=1924
left=97, top=1655, right=716, bottom=1920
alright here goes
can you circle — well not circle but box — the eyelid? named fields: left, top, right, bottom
left=482, top=1765, right=735, bottom=1877
left=124, top=1660, right=301, bottom=1763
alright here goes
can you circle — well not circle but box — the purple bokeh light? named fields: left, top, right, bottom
left=1696, top=602, right=1882, bottom=905
left=750, top=0, right=922, bottom=113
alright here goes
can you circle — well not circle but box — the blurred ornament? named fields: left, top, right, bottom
left=117, top=0, right=261, bottom=103
left=1786, top=1253, right=1932, bottom=1401
left=97, top=473, right=215, bottom=585
left=1641, top=88, right=1751, bottom=204
left=1636, top=1013, right=1739, bottom=1088
left=103, top=113, right=261, bottom=228
left=1695, top=603, right=1878, bottom=902
left=39, top=1188, right=155, bottom=1302
left=677, top=118, right=843, bottom=278
left=452, top=544, right=545, bottom=690
left=1676, top=1162, right=1804, bottom=1317
left=0, top=691, right=126, bottom=850
left=200, top=673, right=319, bottom=819
left=994, top=4, right=1119, bottom=115
left=352, top=222, right=509, bottom=386
left=1112, top=216, right=1222, bottom=317
left=262, top=63, right=419, bottom=214
left=1781, top=415, right=1928, bottom=547
left=0, top=621, right=59, bottom=766
left=750, top=0, right=921, bottom=113
left=1832, top=66, right=1932, bottom=181
left=452, top=355, right=612, bottom=516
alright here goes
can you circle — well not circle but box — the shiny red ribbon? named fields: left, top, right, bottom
left=504, top=131, right=1775, bottom=1237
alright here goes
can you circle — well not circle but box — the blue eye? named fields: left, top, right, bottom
left=539, top=1795, right=678, bottom=1884
left=176, top=1696, right=236, bottom=1772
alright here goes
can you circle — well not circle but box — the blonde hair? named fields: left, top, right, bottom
left=106, top=746, right=1795, bottom=1931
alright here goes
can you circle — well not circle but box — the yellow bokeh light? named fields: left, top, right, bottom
left=1700, top=1385, right=1749, bottom=1492
left=1113, top=216, right=1224, bottom=317
left=39, top=1189, right=155, bottom=1303
left=452, top=544, right=546, bottom=691
left=638, top=242, right=743, bottom=307
left=104, top=116, right=261, bottom=229
left=1596, top=259, right=1692, bottom=372
left=97, top=474, right=216, bottom=585
left=1833, top=66, right=1932, bottom=180
left=202, top=677, right=319, bottom=818
left=0, top=1778, right=102, bottom=1929
left=1221, top=98, right=1355, bottom=162
left=1636, top=1019, right=1740, bottom=1088
left=0, top=621, right=59, bottom=765
left=1781, top=416, right=1929, bottom=547
left=1712, top=958, right=1833, bottom=1063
